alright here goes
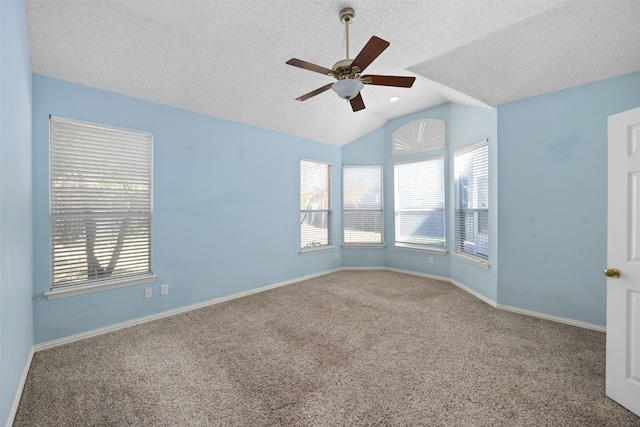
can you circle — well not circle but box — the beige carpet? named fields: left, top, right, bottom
left=14, top=270, right=640, bottom=426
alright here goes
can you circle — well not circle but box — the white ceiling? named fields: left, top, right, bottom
left=24, top=0, right=640, bottom=147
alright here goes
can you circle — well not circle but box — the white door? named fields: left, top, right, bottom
left=606, top=106, right=640, bottom=417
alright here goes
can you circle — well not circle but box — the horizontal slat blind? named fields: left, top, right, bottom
left=394, top=157, right=445, bottom=248
left=50, top=116, right=152, bottom=288
left=455, top=141, right=489, bottom=259
left=343, top=165, right=383, bottom=244
left=300, top=159, right=332, bottom=249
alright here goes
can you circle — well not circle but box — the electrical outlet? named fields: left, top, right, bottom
left=161, top=284, right=169, bottom=295
left=428, top=256, right=434, bottom=264
left=144, top=288, right=152, bottom=298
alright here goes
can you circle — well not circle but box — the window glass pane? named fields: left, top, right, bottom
left=300, top=159, right=332, bottom=249
left=344, top=211, right=382, bottom=243
left=397, top=210, right=445, bottom=246
left=343, top=165, right=383, bottom=244
left=455, top=141, right=489, bottom=260
left=456, top=210, right=488, bottom=258
left=300, top=211, right=331, bottom=248
left=394, top=157, right=445, bottom=248
left=300, top=160, right=329, bottom=210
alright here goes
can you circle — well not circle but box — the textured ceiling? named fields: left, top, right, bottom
left=24, top=0, right=640, bottom=146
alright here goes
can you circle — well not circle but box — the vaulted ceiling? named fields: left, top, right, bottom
left=24, top=0, right=640, bottom=146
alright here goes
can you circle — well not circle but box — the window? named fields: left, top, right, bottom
left=394, top=157, right=445, bottom=250
left=343, top=165, right=383, bottom=245
left=455, top=140, right=489, bottom=262
left=300, top=159, right=332, bottom=251
left=49, top=116, right=153, bottom=294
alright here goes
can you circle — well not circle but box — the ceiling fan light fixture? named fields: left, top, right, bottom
left=332, top=79, right=364, bottom=100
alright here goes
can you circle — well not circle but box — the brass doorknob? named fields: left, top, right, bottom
left=604, top=268, right=621, bottom=278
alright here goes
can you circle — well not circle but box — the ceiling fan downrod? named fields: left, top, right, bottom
left=340, top=7, right=355, bottom=60
left=333, top=8, right=359, bottom=81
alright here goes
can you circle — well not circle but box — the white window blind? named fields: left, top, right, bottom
left=455, top=140, right=489, bottom=260
left=49, top=116, right=152, bottom=289
left=394, top=157, right=445, bottom=249
left=343, top=165, right=383, bottom=245
left=300, top=159, right=332, bottom=250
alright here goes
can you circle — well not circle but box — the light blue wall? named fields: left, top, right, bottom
left=0, top=1, right=34, bottom=425
left=497, top=72, right=640, bottom=326
left=32, top=75, right=341, bottom=344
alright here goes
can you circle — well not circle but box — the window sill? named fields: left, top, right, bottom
left=299, top=245, right=335, bottom=255
left=453, top=252, right=490, bottom=269
left=394, top=243, right=447, bottom=254
left=45, top=274, right=157, bottom=300
left=342, top=244, right=385, bottom=249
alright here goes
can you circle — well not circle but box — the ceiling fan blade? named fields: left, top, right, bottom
left=286, top=58, right=335, bottom=77
left=295, top=83, right=334, bottom=101
left=362, top=75, right=416, bottom=88
left=350, top=36, right=390, bottom=73
left=349, top=93, right=366, bottom=112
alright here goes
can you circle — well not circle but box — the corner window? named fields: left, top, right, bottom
left=343, top=165, right=383, bottom=245
left=394, top=157, right=445, bottom=250
left=300, top=159, right=332, bottom=251
left=455, top=140, right=489, bottom=262
left=49, top=116, right=153, bottom=294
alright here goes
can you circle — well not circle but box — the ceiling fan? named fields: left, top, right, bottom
left=286, top=7, right=416, bottom=112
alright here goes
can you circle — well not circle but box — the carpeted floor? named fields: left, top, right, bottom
left=14, top=270, right=640, bottom=426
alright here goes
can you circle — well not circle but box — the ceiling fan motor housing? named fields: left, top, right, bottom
left=333, top=59, right=354, bottom=78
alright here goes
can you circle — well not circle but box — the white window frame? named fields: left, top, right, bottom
left=46, top=116, right=155, bottom=299
left=394, top=156, right=446, bottom=252
left=343, top=164, right=384, bottom=247
left=454, top=139, right=489, bottom=266
left=300, top=159, right=333, bottom=253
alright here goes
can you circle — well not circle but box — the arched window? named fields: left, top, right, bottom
left=392, top=119, right=445, bottom=156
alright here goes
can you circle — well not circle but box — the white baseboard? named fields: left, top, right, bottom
left=384, top=267, right=449, bottom=283
left=348, top=267, right=604, bottom=331
left=496, top=303, right=606, bottom=332
left=34, top=268, right=341, bottom=352
left=5, top=346, right=34, bottom=427
left=448, top=278, right=498, bottom=308
left=34, top=266, right=606, bottom=353
left=385, top=267, right=498, bottom=308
